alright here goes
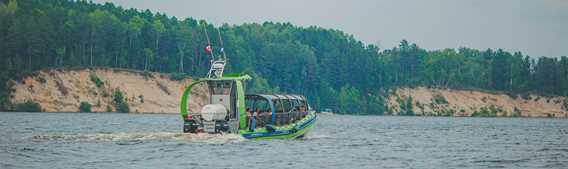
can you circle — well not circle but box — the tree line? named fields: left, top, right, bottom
left=1, top=0, right=567, bottom=114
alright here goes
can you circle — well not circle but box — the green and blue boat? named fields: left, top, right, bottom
left=179, top=45, right=316, bottom=139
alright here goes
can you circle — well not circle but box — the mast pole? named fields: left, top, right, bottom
left=217, top=28, right=227, bottom=60
left=203, top=24, right=215, bottom=60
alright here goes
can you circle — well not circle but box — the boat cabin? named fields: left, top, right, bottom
left=245, top=94, right=310, bottom=129
left=207, top=80, right=238, bottom=120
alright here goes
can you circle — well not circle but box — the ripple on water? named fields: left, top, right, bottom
left=3, top=112, right=568, bottom=169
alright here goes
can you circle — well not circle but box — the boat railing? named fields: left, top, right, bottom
left=246, top=111, right=310, bottom=128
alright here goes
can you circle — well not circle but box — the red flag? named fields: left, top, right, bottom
left=205, top=45, right=212, bottom=54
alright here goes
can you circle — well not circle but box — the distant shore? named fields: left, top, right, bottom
left=386, top=87, right=568, bottom=118
left=7, top=68, right=568, bottom=118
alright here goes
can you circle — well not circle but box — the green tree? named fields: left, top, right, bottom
left=143, top=48, right=154, bottom=71
left=491, top=49, right=510, bottom=90
left=0, top=0, right=17, bottom=17
left=248, top=73, right=274, bottom=94
left=152, top=19, right=165, bottom=69
left=79, top=101, right=92, bottom=112
left=127, top=16, right=144, bottom=53
left=55, top=47, right=65, bottom=66
left=338, top=85, right=364, bottom=114
left=398, top=96, right=414, bottom=116
left=175, top=19, right=194, bottom=73
left=113, top=89, right=129, bottom=113
left=14, top=100, right=42, bottom=112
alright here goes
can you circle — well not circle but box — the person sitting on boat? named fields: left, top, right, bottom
left=265, top=108, right=272, bottom=116
left=246, top=108, right=251, bottom=118
left=246, top=108, right=252, bottom=126
left=290, top=106, right=300, bottom=123
left=255, top=108, right=264, bottom=127
left=299, top=106, right=306, bottom=118
left=248, top=108, right=257, bottom=131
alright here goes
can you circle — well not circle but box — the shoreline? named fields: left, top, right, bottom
left=3, top=111, right=567, bottom=119
left=0, top=111, right=179, bottom=115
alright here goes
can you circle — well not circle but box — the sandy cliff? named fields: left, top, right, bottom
left=9, top=68, right=207, bottom=113
left=387, top=87, right=568, bottom=118
left=9, top=69, right=568, bottom=117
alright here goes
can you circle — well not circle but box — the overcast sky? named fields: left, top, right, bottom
left=91, top=0, right=568, bottom=57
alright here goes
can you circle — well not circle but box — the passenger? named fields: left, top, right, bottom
left=246, top=108, right=252, bottom=118
left=256, top=108, right=263, bottom=127
left=300, top=106, right=306, bottom=118
left=245, top=108, right=252, bottom=127
left=249, top=108, right=257, bottom=131
left=264, top=109, right=273, bottom=125
left=292, top=106, right=300, bottom=122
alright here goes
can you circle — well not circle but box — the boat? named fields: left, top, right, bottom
left=319, top=108, right=335, bottom=115
left=178, top=29, right=316, bottom=139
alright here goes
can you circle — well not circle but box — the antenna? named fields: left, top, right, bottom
left=217, top=28, right=227, bottom=60
left=202, top=24, right=215, bottom=59
left=203, top=24, right=226, bottom=79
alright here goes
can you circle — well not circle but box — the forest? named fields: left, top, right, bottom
left=1, top=0, right=567, bottom=114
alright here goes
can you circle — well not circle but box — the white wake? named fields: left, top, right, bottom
left=31, top=132, right=245, bottom=144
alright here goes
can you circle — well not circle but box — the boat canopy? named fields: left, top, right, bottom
left=245, top=94, right=310, bottom=127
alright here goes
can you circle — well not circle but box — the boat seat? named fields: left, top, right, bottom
left=262, top=115, right=270, bottom=127
left=279, top=113, right=286, bottom=125
left=275, top=113, right=281, bottom=126
left=285, top=113, right=290, bottom=124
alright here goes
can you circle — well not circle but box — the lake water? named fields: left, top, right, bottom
left=1, top=112, right=567, bottom=169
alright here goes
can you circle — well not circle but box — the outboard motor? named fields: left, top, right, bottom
left=200, top=104, right=229, bottom=133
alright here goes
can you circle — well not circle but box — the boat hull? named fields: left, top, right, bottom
left=240, top=112, right=317, bottom=139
